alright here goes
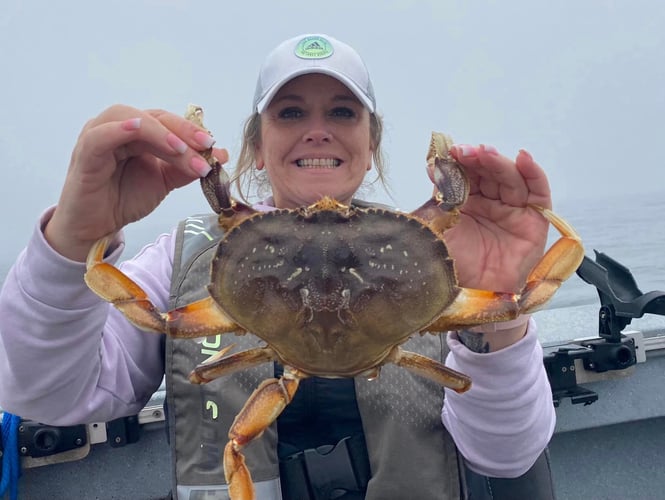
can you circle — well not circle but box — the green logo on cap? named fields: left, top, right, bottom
left=295, top=36, right=334, bottom=59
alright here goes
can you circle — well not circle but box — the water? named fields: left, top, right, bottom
left=1, top=192, right=664, bottom=313
left=546, top=192, right=665, bottom=310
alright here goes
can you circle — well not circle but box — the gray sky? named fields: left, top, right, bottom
left=1, top=0, right=665, bottom=266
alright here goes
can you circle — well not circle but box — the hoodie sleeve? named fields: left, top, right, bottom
left=441, top=319, right=556, bottom=478
left=0, top=208, right=173, bottom=425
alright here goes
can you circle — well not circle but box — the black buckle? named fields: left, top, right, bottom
left=280, top=436, right=370, bottom=500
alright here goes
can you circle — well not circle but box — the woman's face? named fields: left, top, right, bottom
left=256, top=73, right=373, bottom=208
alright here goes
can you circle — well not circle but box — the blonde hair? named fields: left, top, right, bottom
left=232, top=112, right=389, bottom=203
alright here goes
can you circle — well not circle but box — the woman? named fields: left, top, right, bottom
left=0, top=34, right=556, bottom=499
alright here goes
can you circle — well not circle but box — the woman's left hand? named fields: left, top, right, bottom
left=442, top=144, right=551, bottom=298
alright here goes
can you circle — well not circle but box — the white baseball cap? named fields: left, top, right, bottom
left=253, top=33, right=376, bottom=113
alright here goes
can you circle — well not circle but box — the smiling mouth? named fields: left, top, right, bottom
left=296, top=158, right=341, bottom=169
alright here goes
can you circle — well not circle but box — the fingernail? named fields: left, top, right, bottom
left=194, top=131, right=216, bottom=149
left=167, top=133, right=188, bottom=154
left=481, top=144, right=498, bottom=155
left=190, top=155, right=212, bottom=177
left=519, top=148, right=533, bottom=161
left=121, top=118, right=141, bottom=131
left=454, top=144, right=477, bottom=157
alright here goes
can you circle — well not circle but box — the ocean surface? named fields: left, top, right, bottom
left=545, top=191, right=665, bottom=310
left=531, top=191, right=665, bottom=342
left=1, top=191, right=664, bottom=324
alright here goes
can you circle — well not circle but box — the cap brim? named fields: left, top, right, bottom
left=255, top=67, right=375, bottom=113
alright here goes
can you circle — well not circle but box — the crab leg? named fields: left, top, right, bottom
left=85, top=236, right=166, bottom=332
left=189, top=345, right=277, bottom=384
left=517, top=205, right=585, bottom=312
left=85, top=237, right=241, bottom=337
left=425, top=288, right=520, bottom=332
left=224, top=369, right=304, bottom=500
left=425, top=205, right=584, bottom=331
left=387, top=346, right=472, bottom=393
left=166, top=296, right=244, bottom=338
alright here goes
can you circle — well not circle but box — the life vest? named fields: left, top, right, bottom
left=166, top=206, right=461, bottom=499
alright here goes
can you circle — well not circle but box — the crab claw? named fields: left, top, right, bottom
left=412, top=132, right=469, bottom=234
left=224, top=441, right=255, bottom=500
left=184, top=104, right=232, bottom=215
left=184, top=104, right=258, bottom=229
left=200, top=160, right=233, bottom=214
left=426, top=132, right=470, bottom=210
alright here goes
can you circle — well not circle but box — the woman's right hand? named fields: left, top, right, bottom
left=44, top=105, right=229, bottom=261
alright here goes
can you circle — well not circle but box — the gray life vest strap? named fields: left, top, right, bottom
left=166, top=206, right=462, bottom=499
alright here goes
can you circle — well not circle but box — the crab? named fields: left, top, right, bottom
left=84, top=106, right=585, bottom=500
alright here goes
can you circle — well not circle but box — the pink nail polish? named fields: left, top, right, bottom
left=167, top=133, right=188, bottom=154
left=121, top=118, right=141, bottom=131
left=482, top=144, right=498, bottom=155
left=190, top=155, right=212, bottom=177
left=456, top=144, right=477, bottom=157
left=519, top=149, right=533, bottom=161
left=194, top=131, right=216, bottom=149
